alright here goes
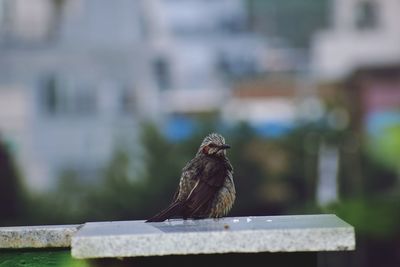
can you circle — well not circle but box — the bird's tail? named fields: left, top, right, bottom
left=146, top=201, right=184, bottom=222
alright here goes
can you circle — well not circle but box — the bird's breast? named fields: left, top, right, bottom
left=209, top=171, right=236, bottom=218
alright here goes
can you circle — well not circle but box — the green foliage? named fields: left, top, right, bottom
left=0, top=249, right=88, bottom=267
left=369, top=124, right=400, bottom=174
left=325, top=195, right=400, bottom=239
left=23, top=170, right=92, bottom=225
left=139, top=123, right=188, bottom=214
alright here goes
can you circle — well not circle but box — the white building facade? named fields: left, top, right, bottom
left=312, top=0, right=400, bottom=81
left=0, top=0, right=269, bottom=191
left=0, top=0, right=157, bottom=191
left=142, top=0, right=268, bottom=113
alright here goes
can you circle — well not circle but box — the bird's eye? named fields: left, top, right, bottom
left=202, top=144, right=216, bottom=154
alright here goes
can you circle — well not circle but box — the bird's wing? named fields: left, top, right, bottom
left=171, top=184, right=180, bottom=203
left=146, top=157, right=230, bottom=222
left=174, top=155, right=206, bottom=200
left=183, top=160, right=228, bottom=217
left=146, top=157, right=206, bottom=222
left=146, top=201, right=184, bottom=222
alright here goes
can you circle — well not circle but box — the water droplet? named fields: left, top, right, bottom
left=167, top=220, right=184, bottom=226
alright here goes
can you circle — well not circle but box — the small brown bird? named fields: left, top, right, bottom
left=146, top=133, right=235, bottom=222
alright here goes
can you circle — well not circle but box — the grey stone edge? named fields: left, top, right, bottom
left=71, top=223, right=355, bottom=258
left=0, top=224, right=81, bottom=249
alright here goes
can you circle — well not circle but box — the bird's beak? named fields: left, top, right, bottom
left=220, top=144, right=231, bottom=150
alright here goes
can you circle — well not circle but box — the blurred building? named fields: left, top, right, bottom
left=221, top=77, right=298, bottom=137
left=346, top=66, right=400, bottom=137
left=312, top=0, right=400, bottom=81
left=312, top=0, right=400, bottom=133
left=0, top=0, right=271, bottom=190
left=143, top=0, right=269, bottom=113
left=311, top=0, right=400, bottom=199
left=141, top=0, right=271, bottom=139
left=0, top=0, right=157, bottom=191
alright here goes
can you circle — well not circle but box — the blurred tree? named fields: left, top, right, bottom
left=370, top=124, right=400, bottom=180
left=85, top=147, right=144, bottom=221
left=0, top=135, right=24, bottom=225
left=139, top=123, right=188, bottom=218
left=225, top=123, right=271, bottom=215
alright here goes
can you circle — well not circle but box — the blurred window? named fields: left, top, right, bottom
left=0, top=0, right=6, bottom=28
left=355, top=1, right=379, bottom=30
left=0, top=0, right=11, bottom=37
left=3, top=0, right=53, bottom=43
left=120, top=87, right=136, bottom=114
left=218, top=15, right=247, bottom=33
left=41, top=74, right=97, bottom=116
left=74, top=85, right=97, bottom=116
left=153, top=57, right=171, bottom=90
left=217, top=52, right=258, bottom=78
left=42, top=75, right=60, bottom=115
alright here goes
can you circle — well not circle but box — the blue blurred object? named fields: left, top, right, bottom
left=164, top=116, right=197, bottom=141
left=366, top=111, right=400, bottom=137
left=252, top=122, right=293, bottom=138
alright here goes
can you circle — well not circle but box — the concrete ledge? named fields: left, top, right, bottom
left=71, top=214, right=355, bottom=259
left=0, top=224, right=80, bottom=248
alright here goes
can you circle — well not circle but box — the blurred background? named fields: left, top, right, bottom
left=0, top=0, right=399, bottom=266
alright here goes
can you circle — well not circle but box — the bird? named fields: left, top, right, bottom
left=146, top=133, right=235, bottom=222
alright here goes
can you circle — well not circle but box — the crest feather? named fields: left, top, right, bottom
left=201, top=133, right=226, bottom=147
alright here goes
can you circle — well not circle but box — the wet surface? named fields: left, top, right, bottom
left=76, top=214, right=353, bottom=236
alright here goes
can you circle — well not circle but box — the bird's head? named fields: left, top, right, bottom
left=198, top=133, right=230, bottom=157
